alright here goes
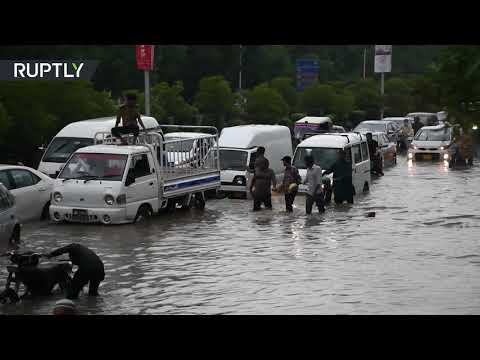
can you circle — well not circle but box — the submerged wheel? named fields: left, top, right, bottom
left=9, top=226, right=20, bottom=246
left=194, top=193, right=206, bottom=210
left=134, top=205, right=153, bottom=223
left=41, top=201, right=51, bottom=220
left=363, top=182, right=370, bottom=193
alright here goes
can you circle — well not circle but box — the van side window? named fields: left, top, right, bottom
left=0, top=170, right=13, bottom=190
left=0, top=186, right=13, bottom=211
left=360, top=142, right=369, bottom=161
left=130, top=154, right=151, bottom=178
left=352, top=145, right=362, bottom=164
left=344, top=147, right=352, bottom=163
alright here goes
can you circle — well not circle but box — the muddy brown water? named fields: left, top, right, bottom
left=1, top=155, right=480, bottom=314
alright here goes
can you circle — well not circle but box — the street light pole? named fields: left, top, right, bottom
left=363, top=47, right=367, bottom=80
left=239, top=45, right=243, bottom=92
left=380, top=72, right=385, bottom=119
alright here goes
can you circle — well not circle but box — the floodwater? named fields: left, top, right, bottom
left=2, top=154, right=480, bottom=315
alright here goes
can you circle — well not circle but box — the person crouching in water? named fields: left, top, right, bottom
left=303, top=155, right=325, bottom=214
left=324, top=149, right=354, bottom=204
left=249, top=159, right=277, bottom=211
left=46, top=243, right=105, bottom=300
left=278, top=156, right=301, bottom=212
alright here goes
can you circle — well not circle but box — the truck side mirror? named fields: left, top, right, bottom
left=125, top=169, right=136, bottom=186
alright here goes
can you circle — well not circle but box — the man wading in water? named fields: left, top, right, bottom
left=249, top=159, right=277, bottom=211
left=112, top=93, right=146, bottom=144
left=324, top=149, right=354, bottom=204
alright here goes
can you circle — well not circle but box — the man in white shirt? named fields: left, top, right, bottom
left=303, top=155, right=325, bottom=214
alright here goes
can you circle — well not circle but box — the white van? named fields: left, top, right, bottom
left=38, top=116, right=159, bottom=178
left=293, top=133, right=371, bottom=200
left=218, top=125, right=293, bottom=197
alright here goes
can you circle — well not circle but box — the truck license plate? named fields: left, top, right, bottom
left=72, top=209, right=88, bottom=221
left=423, top=154, right=432, bottom=160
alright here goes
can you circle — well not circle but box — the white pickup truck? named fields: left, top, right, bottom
left=49, top=126, right=220, bottom=224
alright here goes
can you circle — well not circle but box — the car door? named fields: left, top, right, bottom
left=351, top=144, right=363, bottom=194
left=9, top=169, right=46, bottom=222
left=0, top=185, right=15, bottom=248
left=125, top=153, right=158, bottom=219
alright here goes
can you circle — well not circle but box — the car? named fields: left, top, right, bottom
left=408, top=125, right=453, bottom=162
left=406, top=112, right=439, bottom=127
left=353, top=120, right=400, bottom=143
left=0, top=183, right=21, bottom=252
left=0, top=165, right=54, bottom=222
left=370, top=132, right=397, bottom=167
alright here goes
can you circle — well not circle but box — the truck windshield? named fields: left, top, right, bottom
left=415, top=128, right=452, bottom=142
left=59, top=153, right=128, bottom=181
left=294, top=123, right=331, bottom=139
left=293, top=147, right=340, bottom=171
left=354, top=123, right=386, bottom=133
left=42, top=137, right=94, bottom=163
left=220, top=149, right=248, bottom=171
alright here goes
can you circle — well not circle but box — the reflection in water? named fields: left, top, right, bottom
left=1, top=154, right=480, bottom=314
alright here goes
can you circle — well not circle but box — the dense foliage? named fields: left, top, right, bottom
left=0, top=44, right=478, bottom=165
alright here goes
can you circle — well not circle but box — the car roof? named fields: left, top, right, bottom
left=55, top=116, right=159, bottom=138
left=418, top=124, right=450, bottom=131
left=356, top=120, right=387, bottom=125
left=383, top=117, right=411, bottom=121
left=297, top=133, right=366, bottom=148
left=74, top=145, right=151, bottom=155
left=0, top=164, right=35, bottom=171
left=219, top=125, right=290, bottom=148
left=295, top=116, right=332, bottom=124
left=407, top=112, right=437, bottom=116
left=164, top=132, right=210, bottom=139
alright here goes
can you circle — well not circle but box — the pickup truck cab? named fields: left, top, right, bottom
left=49, top=127, right=220, bottom=224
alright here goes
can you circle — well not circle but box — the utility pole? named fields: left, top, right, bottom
left=239, top=45, right=243, bottom=92
left=380, top=72, right=385, bottom=119
left=363, top=47, right=367, bottom=80
left=144, top=70, right=150, bottom=116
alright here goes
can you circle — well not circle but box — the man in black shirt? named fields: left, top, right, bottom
left=366, top=133, right=384, bottom=176
left=46, top=243, right=105, bottom=299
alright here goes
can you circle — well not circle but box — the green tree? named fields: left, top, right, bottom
left=0, top=102, right=11, bottom=142
left=346, top=79, right=381, bottom=119
left=299, top=84, right=336, bottom=116
left=151, top=81, right=196, bottom=124
left=331, top=90, right=355, bottom=125
left=245, top=84, right=289, bottom=124
left=384, top=77, right=414, bottom=116
left=194, top=76, right=235, bottom=129
left=270, top=77, right=298, bottom=113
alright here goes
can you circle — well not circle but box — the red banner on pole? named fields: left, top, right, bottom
left=136, top=45, right=154, bottom=71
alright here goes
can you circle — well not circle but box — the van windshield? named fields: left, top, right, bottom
left=293, top=147, right=340, bottom=171
left=220, top=149, right=248, bottom=171
left=59, top=153, right=128, bottom=181
left=42, top=137, right=94, bottom=163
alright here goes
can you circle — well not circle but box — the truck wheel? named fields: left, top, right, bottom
left=363, top=182, right=370, bottom=193
left=41, top=202, right=51, bottom=220
left=194, top=194, right=206, bottom=210
left=134, top=205, right=152, bottom=223
left=9, top=226, right=20, bottom=245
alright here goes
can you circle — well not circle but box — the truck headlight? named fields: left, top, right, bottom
left=233, top=176, right=246, bottom=185
left=443, top=154, right=449, bottom=160
left=104, top=194, right=115, bottom=205
left=53, top=192, right=63, bottom=203
left=408, top=153, right=413, bottom=159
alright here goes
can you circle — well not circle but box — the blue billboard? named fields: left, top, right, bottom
left=296, top=59, right=320, bottom=92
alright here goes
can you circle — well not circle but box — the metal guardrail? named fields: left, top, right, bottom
left=93, top=125, right=220, bottom=181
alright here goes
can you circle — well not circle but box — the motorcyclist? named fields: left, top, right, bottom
left=451, top=127, right=474, bottom=166
left=366, top=133, right=384, bottom=176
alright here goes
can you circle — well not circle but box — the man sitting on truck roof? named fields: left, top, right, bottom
left=112, top=93, right=147, bottom=145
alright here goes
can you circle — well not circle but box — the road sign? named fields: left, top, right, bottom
left=296, top=59, right=320, bottom=91
left=136, top=45, right=155, bottom=71
left=374, top=45, right=392, bottom=73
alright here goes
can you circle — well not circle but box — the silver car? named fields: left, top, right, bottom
left=0, top=183, right=21, bottom=251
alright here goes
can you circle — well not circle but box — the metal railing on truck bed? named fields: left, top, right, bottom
left=93, top=125, right=220, bottom=182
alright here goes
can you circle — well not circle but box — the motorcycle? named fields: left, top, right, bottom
left=0, top=251, right=72, bottom=304
left=448, top=144, right=474, bottom=169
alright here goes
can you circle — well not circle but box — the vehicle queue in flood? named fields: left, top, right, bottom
left=0, top=109, right=476, bottom=253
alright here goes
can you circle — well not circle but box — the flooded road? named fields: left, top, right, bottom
left=2, top=154, right=480, bottom=314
